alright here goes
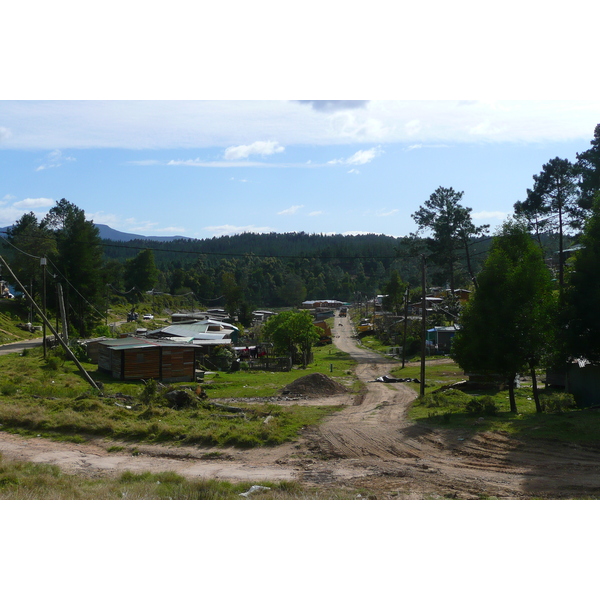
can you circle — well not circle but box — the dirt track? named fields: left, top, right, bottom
left=2, top=317, right=600, bottom=498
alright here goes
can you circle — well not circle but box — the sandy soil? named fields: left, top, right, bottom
left=2, top=318, right=600, bottom=498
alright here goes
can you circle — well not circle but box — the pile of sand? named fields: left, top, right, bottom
left=281, top=372, right=347, bottom=396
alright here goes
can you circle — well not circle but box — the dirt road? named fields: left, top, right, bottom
left=1, top=317, right=600, bottom=498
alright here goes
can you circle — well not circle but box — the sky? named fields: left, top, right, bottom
left=1, top=99, right=598, bottom=240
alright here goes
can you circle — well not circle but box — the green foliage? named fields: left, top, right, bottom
left=124, top=249, right=159, bottom=296
left=540, top=392, right=576, bottom=414
left=40, top=199, right=106, bottom=337
left=451, top=219, right=557, bottom=412
left=381, top=271, right=406, bottom=315
left=465, top=396, right=498, bottom=416
left=262, top=310, right=320, bottom=364
left=412, top=186, right=489, bottom=291
left=576, top=123, right=600, bottom=210
left=563, top=195, right=600, bottom=362
left=139, top=379, right=160, bottom=406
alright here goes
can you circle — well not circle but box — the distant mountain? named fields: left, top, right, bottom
left=95, top=224, right=193, bottom=243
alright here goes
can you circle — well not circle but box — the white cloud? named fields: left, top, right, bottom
left=277, top=205, right=303, bottom=216
left=327, top=111, right=390, bottom=141
left=3, top=194, right=17, bottom=201
left=329, top=146, right=383, bottom=166
left=224, top=140, right=284, bottom=160
left=35, top=149, right=75, bottom=171
left=405, top=119, right=421, bottom=136
left=203, top=224, right=274, bottom=237
left=152, top=226, right=186, bottom=234
left=309, top=210, right=323, bottom=216
left=376, top=209, right=399, bottom=217
left=296, top=100, right=369, bottom=113
left=166, top=159, right=281, bottom=168
left=129, top=222, right=160, bottom=232
left=347, top=168, right=360, bottom=174
left=13, top=197, right=55, bottom=209
left=86, top=211, right=122, bottom=228
left=128, top=159, right=161, bottom=166
left=405, top=143, right=449, bottom=151
left=348, top=147, right=383, bottom=165
left=472, top=210, right=507, bottom=221
left=1, top=101, right=600, bottom=150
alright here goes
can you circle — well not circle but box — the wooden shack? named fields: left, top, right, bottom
left=97, top=338, right=196, bottom=382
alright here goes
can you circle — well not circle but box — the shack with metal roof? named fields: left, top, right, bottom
left=97, top=337, right=196, bottom=382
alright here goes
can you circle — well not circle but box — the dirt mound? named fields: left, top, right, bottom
left=281, top=373, right=347, bottom=396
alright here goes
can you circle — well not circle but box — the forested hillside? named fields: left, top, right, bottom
left=98, top=230, right=492, bottom=306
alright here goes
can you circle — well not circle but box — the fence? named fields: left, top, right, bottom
left=245, top=356, right=293, bottom=372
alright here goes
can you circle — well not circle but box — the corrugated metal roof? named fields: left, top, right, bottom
left=98, top=337, right=200, bottom=350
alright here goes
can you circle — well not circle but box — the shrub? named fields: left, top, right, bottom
left=541, top=392, right=576, bottom=414
left=139, top=379, right=160, bottom=406
left=465, top=396, right=498, bottom=416
left=45, top=356, right=62, bottom=371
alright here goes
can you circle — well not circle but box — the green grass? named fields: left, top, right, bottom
left=0, top=453, right=360, bottom=499
left=201, top=344, right=359, bottom=398
left=404, top=364, right=600, bottom=447
left=0, top=343, right=354, bottom=448
left=355, top=337, right=600, bottom=448
left=390, top=357, right=466, bottom=393
left=357, top=334, right=391, bottom=355
left=0, top=300, right=42, bottom=344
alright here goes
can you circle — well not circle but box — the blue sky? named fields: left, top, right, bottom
left=1, top=100, right=599, bottom=240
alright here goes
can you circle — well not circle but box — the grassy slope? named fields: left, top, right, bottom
left=0, top=343, right=356, bottom=448
left=0, top=300, right=40, bottom=344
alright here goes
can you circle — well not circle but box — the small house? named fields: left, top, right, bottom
left=97, top=338, right=196, bottom=382
left=548, top=360, right=600, bottom=408
left=427, top=326, right=460, bottom=352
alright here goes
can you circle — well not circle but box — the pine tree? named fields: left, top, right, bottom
left=451, top=220, right=556, bottom=412
left=412, top=187, right=488, bottom=293
left=42, top=199, right=105, bottom=336
left=576, top=123, right=600, bottom=211
left=514, top=157, right=581, bottom=290
left=563, top=194, right=600, bottom=363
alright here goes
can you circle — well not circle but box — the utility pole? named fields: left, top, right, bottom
left=0, top=256, right=100, bottom=391
left=401, top=284, right=409, bottom=369
left=57, top=283, right=69, bottom=345
left=420, top=255, right=427, bottom=397
left=41, top=257, right=47, bottom=359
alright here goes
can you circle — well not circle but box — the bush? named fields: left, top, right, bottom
left=541, top=392, right=576, bottom=414
left=45, top=356, right=62, bottom=371
left=465, top=395, right=498, bottom=416
left=139, top=379, right=160, bottom=406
